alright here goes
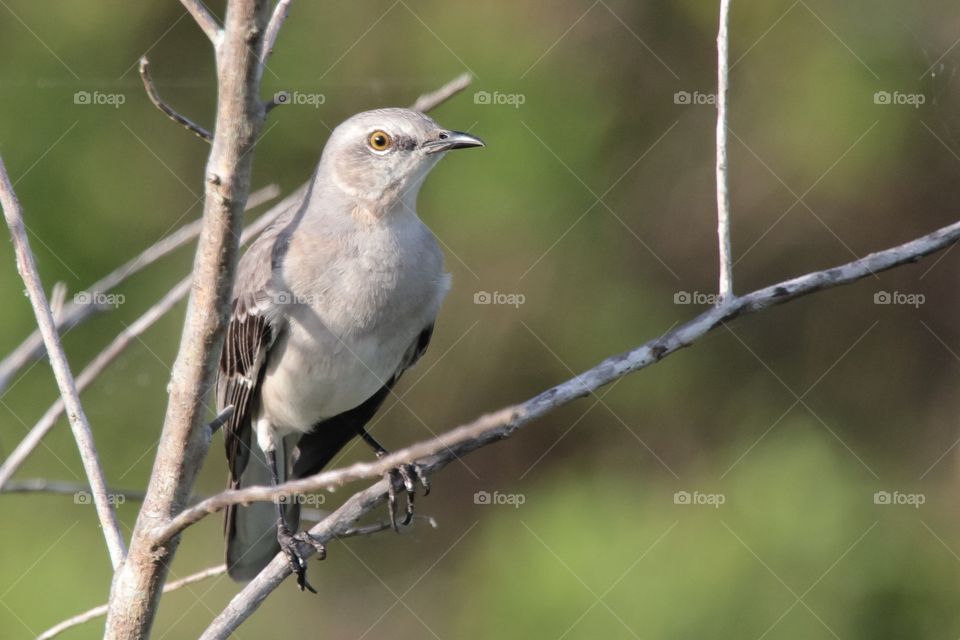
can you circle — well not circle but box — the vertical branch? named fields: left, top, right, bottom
left=0, top=157, right=126, bottom=567
left=103, top=1, right=272, bottom=637
left=716, top=0, right=734, bottom=300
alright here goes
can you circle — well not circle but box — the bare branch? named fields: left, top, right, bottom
left=37, top=565, right=227, bottom=640
left=197, top=215, right=960, bottom=636
left=261, top=0, right=292, bottom=69
left=0, top=183, right=279, bottom=394
left=180, top=0, right=222, bottom=45
left=161, top=216, right=960, bottom=545
left=410, top=72, right=473, bottom=112
left=716, top=0, right=733, bottom=299
left=0, top=156, right=126, bottom=567
left=104, top=1, right=274, bottom=635
left=140, top=57, right=213, bottom=142
left=0, top=187, right=289, bottom=491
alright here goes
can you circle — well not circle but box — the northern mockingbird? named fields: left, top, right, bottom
left=217, top=108, right=483, bottom=590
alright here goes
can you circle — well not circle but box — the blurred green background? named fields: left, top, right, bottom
left=1, top=1, right=959, bottom=638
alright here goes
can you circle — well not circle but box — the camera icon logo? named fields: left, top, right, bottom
left=473, top=490, right=491, bottom=505
left=673, top=490, right=691, bottom=505
left=474, top=291, right=492, bottom=304
left=674, top=91, right=692, bottom=105
left=273, top=91, right=291, bottom=105
left=873, top=490, right=891, bottom=505
left=874, top=291, right=891, bottom=304
left=73, top=91, right=91, bottom=105
left=873, top=91, right=891, bottom=105
left=674, top=291, right=692, bottom=304
left=473, top=91, right=492, bottom=105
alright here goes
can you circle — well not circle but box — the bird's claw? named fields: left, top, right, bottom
left=278, top=524, right=326, bottom=593
left=385, top=462, right=430, bottom=532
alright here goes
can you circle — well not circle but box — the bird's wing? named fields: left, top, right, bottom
left=217, top=292, right=277, bottom=487
left=290, top=324, right=435, bottom=479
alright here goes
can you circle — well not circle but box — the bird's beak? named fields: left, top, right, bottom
left=422, top=130, right=485, bottom=154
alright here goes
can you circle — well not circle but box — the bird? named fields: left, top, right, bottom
left=217, top=108, right=483, bottom=591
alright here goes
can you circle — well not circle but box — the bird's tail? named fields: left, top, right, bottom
left=224, top=437, right=299, bottom=582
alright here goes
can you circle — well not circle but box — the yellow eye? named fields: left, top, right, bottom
left=368, top=130, right=393, bottom=151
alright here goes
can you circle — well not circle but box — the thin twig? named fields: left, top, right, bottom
left=716, top=0, right=733, bottom=299
left=37, top=565, right=228, bottom=640
left=163, top=215, right=960, bottom=543
left=0, top=183, right=279, bottom=394
left=140, top=57, right=213, bottom=142
left=198, top=214, right=960, bottom=637
left=261, top=0, right=292, bottom=68
left=180, top=0, right=222, bottom=45
left=0, top=188, right=291, bottom=491
left=411, top=72, right=473, bottom=112
left=0, top=156, right=126, bottom=568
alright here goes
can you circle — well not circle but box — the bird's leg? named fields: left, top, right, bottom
left=267, top=448, right=325, bottom=593
left=358, top=428, right=430, bottom=532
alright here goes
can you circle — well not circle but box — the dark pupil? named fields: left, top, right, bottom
left=373, top=134, right=386, bottom=147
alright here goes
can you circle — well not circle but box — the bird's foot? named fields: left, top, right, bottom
left=277, top=523, right=326, bottom=593
left=381, top=458, right=431, bottom=532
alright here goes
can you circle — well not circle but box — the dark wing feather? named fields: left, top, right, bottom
left=217, top=295, right=274, bottom=486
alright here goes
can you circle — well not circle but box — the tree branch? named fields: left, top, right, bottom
left=0, top=186, right=287, bottom=491
left=716, top=0, right=733, bottom=299
left=37, top=565, right=227, bottom=640
left=161, top=216, right=960, bottom=544
left=140, top=57, right=213, bottom=142
left=180, top=0, right=222, bottom=46
left=0, top=157, right=127, bottom=568
left=411, top=72, right=473, bottom=113
left=195, top=215, right=960, bottom=635
left=104, top=1, right=273, bottom=636
left=261, top=0, right=292, bottom=70
left=0, top=183, right=279, bottom=395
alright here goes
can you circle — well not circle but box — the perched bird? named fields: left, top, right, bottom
left=217, top=108, right=483, bottom=591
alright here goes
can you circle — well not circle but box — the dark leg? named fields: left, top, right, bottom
left=358, top=428, right=430, bottom=531
left=267, top=448, right=325, bottom=593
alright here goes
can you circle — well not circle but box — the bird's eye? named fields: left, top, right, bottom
left=368, top=130, right=393, bottom=151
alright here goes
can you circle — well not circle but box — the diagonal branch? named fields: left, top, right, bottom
left=0, top=187, right=293, bottom=491
left=410, top=72, right=473, bottom=112
left=161, top=215, right=960, bottom=543
left=197, top=214, right=960, bottom=636
left=0, top=183, right=279, bottom=395
left=0, top=157, right=126, bottom=568
left=260, top=0, right=292, bottom=71
left=180, top=0, right=222, bottom=45
left=37, top=565, right=228, bottom=640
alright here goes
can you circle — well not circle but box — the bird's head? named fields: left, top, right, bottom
left=319, top=108, right=484, bottom=208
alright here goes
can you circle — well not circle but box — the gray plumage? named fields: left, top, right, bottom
left=217, top=108, right=483, bottom=584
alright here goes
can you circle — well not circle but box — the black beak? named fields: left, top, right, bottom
left=423, top=130, right=485, bottom=154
